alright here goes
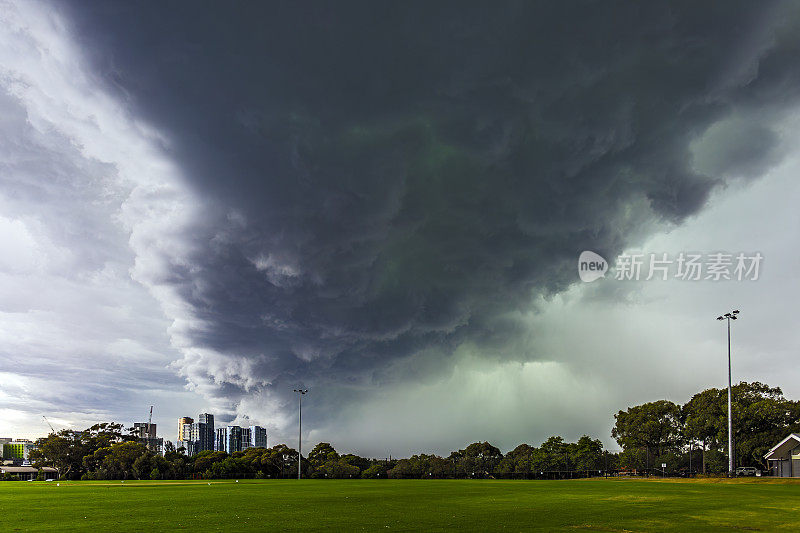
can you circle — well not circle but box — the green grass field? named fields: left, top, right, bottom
left=2, top=478, right=800, bottom=531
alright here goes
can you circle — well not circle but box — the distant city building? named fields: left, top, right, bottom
left=133, top=422, right=157, bottom=439
left=133, top=426, right=162, bottom=454
left=178, top=417, right=193, bottom=441
left=193, top=413, right=215, bottom=453
left=189, top=422, right=213, bottom=453
left=241, top=427, right=251, bottom=450
left=216, top=426, right=243, bottom=454
left=213, top=427, right=223, bottom=452
left=132, top=422, right=163, bottom=454
left=148, top=438, right=165, bottom=455
left=249, top=426, right=267, bottom=449
left=214, top=425, right=266, bottom=453
left=177, top=440, right=196, bottom=456
left=2, top=441, right=36, bottom=460
left=174, top=414, right=266, bottom=455
left=176, top=413, right=215, bottom=456
left=0, top=438, right=11, bottom=459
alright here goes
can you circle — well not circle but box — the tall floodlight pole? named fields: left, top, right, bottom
left=716, top=310, right=739, bottom=476
left=293, top=389, right=308, bottom=480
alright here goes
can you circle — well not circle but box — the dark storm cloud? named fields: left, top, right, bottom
left=56, top=0, right=800, bottom=423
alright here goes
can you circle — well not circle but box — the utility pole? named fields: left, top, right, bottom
left=717, top=310, right=739, bottom=476
left=293, top=389, right=308, bottom=480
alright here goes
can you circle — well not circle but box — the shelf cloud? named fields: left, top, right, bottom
left=2, top=0, right=800, bottom=452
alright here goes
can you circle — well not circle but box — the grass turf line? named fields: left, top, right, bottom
left=2, top=478, right=800, bottom=532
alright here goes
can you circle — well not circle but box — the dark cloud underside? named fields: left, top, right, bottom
left=56, top=0, right=800, bottom=425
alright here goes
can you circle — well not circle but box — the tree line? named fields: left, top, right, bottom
left=612, top=381, right=800, bottom=473
left=19, top=381, right=799, bottom=481
left=26, top=426, right=608, bottom=481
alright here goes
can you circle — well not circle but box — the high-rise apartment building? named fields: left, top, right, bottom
left=178, top=417, right=193, bottom=441
left=212, top=428, right=221, bottom=453
left=215, top=426, right=243, bottom=454
left=133, top=422, right=157, bottom=439
left=177, top=440, right=196, bottom=456
left=176, top=414, right=215, bottom=456
left=132, top=423, right=163, bottom=454
left=241, top=427, right=251, bottom=450
left=247, top=426, right=267, bottom=448
left=214, top=425, right=267, bottom=453
left=177, top=414, right=265, bottom=455
left=189, top=414, right=215, bottom=453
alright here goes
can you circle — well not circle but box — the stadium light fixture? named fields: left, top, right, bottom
left=716, top=310, right=740, bottom=476
left=293, top=388, right=308, bottom=480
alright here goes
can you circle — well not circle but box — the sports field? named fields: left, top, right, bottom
left=2, top=478, right=800, bottom=531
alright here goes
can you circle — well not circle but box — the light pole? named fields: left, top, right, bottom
left=293, top=388, right=308, bottom=480
left=716, top=310, right=739, bottom=476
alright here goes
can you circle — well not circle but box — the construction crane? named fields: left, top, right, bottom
left=147, top=406, right=153, bottom=438
left=42, top=415, right=56, bottom=434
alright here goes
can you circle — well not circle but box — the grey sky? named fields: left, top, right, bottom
left=1, top=0, right=799, bottom=457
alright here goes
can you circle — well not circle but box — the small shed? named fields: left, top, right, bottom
left=764, top=433, right=800, bottom=477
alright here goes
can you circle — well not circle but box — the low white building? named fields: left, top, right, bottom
left=764, top=433, right=800, bottom=477
left=0, top=466, right=58, bottom=481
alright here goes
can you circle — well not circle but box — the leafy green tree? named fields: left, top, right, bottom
left=570, top=435, right=604, bottom=471
left=540, top=436, right=568, bottom=471
left=387, top=458, right=417, bottom=479
left=387, top=454, right=450, bottom=478
left=361, top=463, right=390, bottom=478
left=308, top=442, right=339, bottom=468
left=682, top=382, right=800, bottom=470
left=208, top=456, right=254, bottom=478
left=495, top=444, right=536, bottom=476
left=317, top=458, right=361, bottom=479
left=132, top=453, right=154, bottom=480
left=731, top=382, right=800, bottom=468
left=163, top=449, right=189, bottom=478
left=341, top=453, right=371, bottom=473
left=83, top=441, right=148, bottom=480
left=30, top=432, right=86, bottom=480
left=31, top=422, right=138, bottom=480
left=447, top=450, right=465, bottom=477
left=617, top=447, right=645, bottom=471
left=192, top=450, right=228, bottom=473
left=86, top=423, right=137, bottom=447
left=612, top=400, right=682, bottom=463
left=683, top=388, right=726, bottom=473
left=249, top=444, right=303, bottom=478
left=130, top=452, right=174, bottom=480
left=450, top=442, right=503, bottom=477
left=703, top=449, right=728, bottom=473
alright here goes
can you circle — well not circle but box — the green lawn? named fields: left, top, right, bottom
left=2, top=478, right=800, bottom=531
